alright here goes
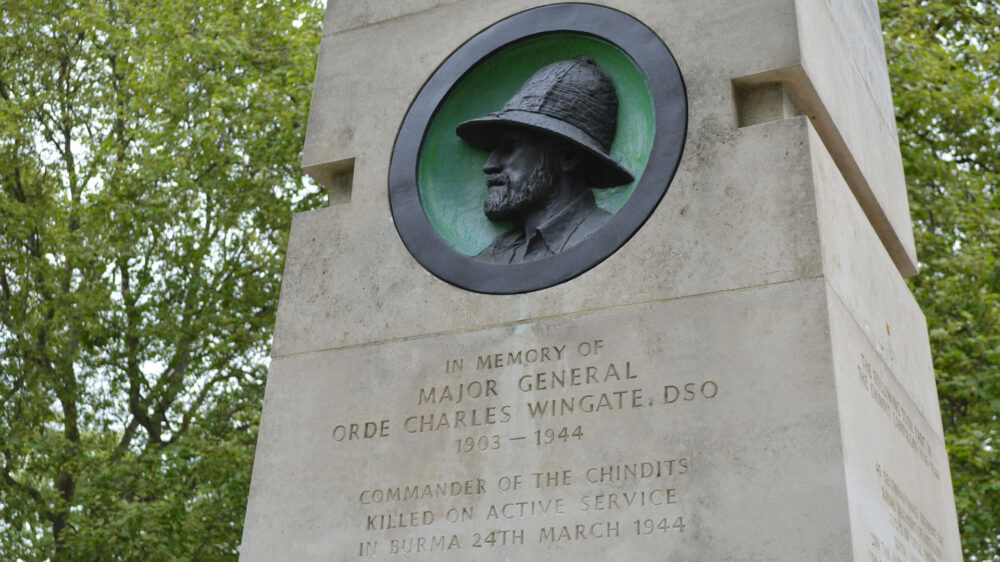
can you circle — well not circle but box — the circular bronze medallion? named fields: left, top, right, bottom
left=389, top=3, right=686, bottom=294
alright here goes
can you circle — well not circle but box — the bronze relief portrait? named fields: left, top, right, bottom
left=389, top=4, right=687, bottom=294
left=457, top=57, right=634, bottom=264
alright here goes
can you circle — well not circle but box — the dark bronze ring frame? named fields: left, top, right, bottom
left=389, top=2, right=687, bottom=294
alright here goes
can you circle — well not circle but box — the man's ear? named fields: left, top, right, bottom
left=559, top=145, right=584, bottom=173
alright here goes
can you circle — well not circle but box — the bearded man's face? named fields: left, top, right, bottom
left=481, top=130, right=560, bottom=222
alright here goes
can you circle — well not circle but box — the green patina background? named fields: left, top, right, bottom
left=418, top=33, right=655, bottom=256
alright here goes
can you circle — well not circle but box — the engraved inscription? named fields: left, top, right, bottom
left=867, top=465, right=945, bottom=562
left=857, top=354, right=938, bottom=479
left=354, top=458, right=689, bottom=557
left=419, top=379, right=498, bottom=405
left=336, top=337, right=714, bottom=558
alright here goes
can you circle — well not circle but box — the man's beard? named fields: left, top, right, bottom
left=483, top=156, right=557, bottom=222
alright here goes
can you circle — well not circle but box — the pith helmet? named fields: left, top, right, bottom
left=456, top=56, right=634, bottom=188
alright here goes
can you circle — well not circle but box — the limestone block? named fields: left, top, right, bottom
left=301, top=0, right=801, bottom=189
left=245, top=1, right=962, bottom=559
left=827, top=296, right=962, bottom=561
left=795, top=0, right=917, bottom=271
left=276, top=118, right=822, bottom=357
left=806, top=121, right=961, bottom=560
left=808, top=124, right=942, bottom=438
left=802, top=0, right=894, bottom=126
left=304, top=0, right=916, bottom=276
left=244, top=279, right=852, bottom=560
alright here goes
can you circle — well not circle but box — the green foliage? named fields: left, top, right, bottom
left=0, top=0, right=324, bottom=559
left=2, top=0, right=996, bottom=559
left=882, top=1, right=1000, bottom=559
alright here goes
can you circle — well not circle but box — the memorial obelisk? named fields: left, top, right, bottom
left=240, top=1, right=962, bottom=560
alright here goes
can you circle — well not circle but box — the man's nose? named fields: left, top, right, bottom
left=483, top=149, right=502, bottom=174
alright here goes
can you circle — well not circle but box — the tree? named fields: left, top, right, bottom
left=0, top=0, right=324, bottom=559
left=882, top=1, right=1000, bottom=559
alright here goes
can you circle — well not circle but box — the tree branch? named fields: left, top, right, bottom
left=1, top=450, right=45, bottom=505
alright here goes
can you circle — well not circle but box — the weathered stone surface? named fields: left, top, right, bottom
left=809, top=124, right=942, bottom=438
left=242, top=1, right=961, bottom=560
left=279, top=117, right=822, bottom=357
left=807, top=121, right=961, bottom=559
left=798, top=0, right=894, bottom=126
left=244, top=279, right=852, bottom=561
left=795, top=0, right=917, bottom=272
left=301, top=0, right=801, bottom=184
left=828, top=293, right=961, bottom=562
left=245, top=115, right=962, bottom=559
left=322, top=0, right=466, bottom=35
left=303, top=0, right=915, bottom=275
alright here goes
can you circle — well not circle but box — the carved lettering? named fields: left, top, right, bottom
left=347, top=337, right=708, bottom=557
left=477, top=345, right=566, bottom=370
left=418, top=379, right=497, bottom=405
left=538, top=521, right=620, bottom=542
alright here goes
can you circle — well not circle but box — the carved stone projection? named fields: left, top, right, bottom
left=456, top=57, right=634, bottom=264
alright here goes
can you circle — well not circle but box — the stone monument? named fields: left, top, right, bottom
left=240, top=1, right=963, bottom=560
